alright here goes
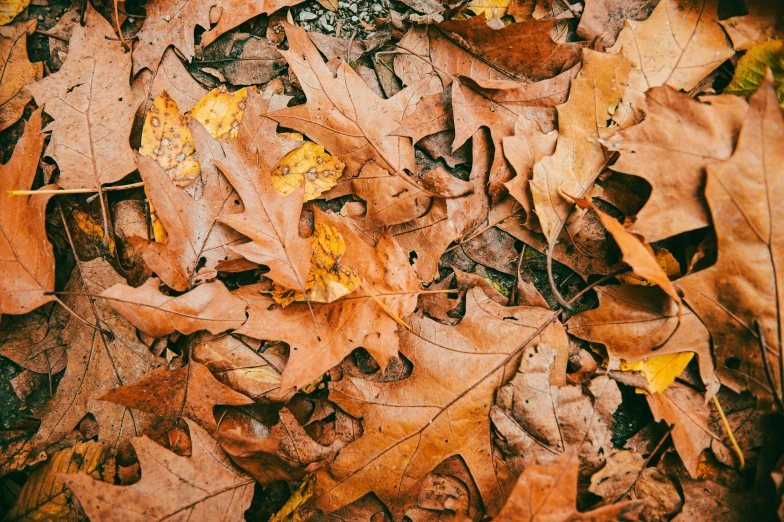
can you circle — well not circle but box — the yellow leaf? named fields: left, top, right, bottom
left=617, top=248, right=681, bottom=286
left=725, top=39, right=784, bottom=107
left=273, top=222, right=361, bottom=306
left=0, top=0, right=29, bottom=25
left=73, top=209, right=116, bottom=254
left=271, top=142, right=345, bottom=202
left=6, top=441, right=112, bottom=520
left=620, top=352, right=694, bottom=394
left=140, top=90, right=201, bottom=186
left=466, top=0, right=513, bottom=19
left=269, top=475, right=316, bottom=522
left=278, top=132, right=303, bottom=141
left=190, top=86, right=248, bottom=140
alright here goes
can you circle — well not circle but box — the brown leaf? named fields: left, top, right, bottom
left=101, top=360, right=254, bottom=433
left=567, top=286, right=715, bottom=389
left=235, top=208, right=420, bottom=391
left=576, top=0, right=658, bottom=49
left=197, top=33, right=285, bottom=86
left=216, top=429, right=310, bottom=485
left=491, top=450, right=644, bottom=521
left=236, top=79, right=303, bottom=163
left=33, top=258, right=164, bottom=449
left=0, top=301, right=68, bottom=375
left=719, top=0, right=782, bottom=52
left=64, top=419, right=254, bottom=521
left=607, top=0, right=734, bottom=93
left=678, top=76, right=784, bottom=400
left=129, top=153, right=244, bottom=291
left=100, top=278, right=247, bottom=338
left=28, top=6, right=137, bottom=190
left=674, top=478, right=752, bottom=522
left=605, top=87, right=747, bottom=242
left=310, top=287, right=567, bottom=517
left=0, top=20, right=43, bottom=132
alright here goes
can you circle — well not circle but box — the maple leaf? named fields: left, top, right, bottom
left=567, top=286, right=716, bottom=390
left=100, top=278, right=247, bottom=338
left=0, top=20, right=42, bottom=131
left=310, top=286, right=568, bottom=517
left=607, top=0, right=734, bottom=93
left=678, top=76, right=784, bottom=402
left=33, top=258, right=163, bottom=449
left=129, top=153, right=245, bottom=291
left=0, top=108, right=55, bottom=316
left=63, top=419, right=254, bottom=521
left=605, top=87, right=747, bottom=242
left=27, top=6, right=137, bottom=191
left=530, top=49, right=630, bottom=243
left=101, top=360, right=254, bottom=433
left=235, top=208, right=419, bottom=391
left=489, top=450, right=644, bottom=521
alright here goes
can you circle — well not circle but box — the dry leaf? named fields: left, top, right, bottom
left=190, top=86, right=248, bottom=140
left=0, top=20, right=42, bottom=131
left=0, top=0, right=28, bottom=25
left=466, top=0, right=512, bottom=19
left=271, top=142, right=345, bottom=201
left=576, top=0, right=658, bottom=48
left=718, top=0, right=782, bottom=52
left=28, top=6, right=137, bottom=190
left=0, top=303, right=68, bottom=374
left=616, top=247, right=680, bottom=286
left=619, top=352, right=695, bottom=394
left=64, top=419, right=254, bottom=521
left=100, top=278, right=247, bottom=338
left=217, top=431, right=309, bottom=487
left=0, top=108, right=54, bottom=316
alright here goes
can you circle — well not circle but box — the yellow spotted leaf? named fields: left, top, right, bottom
left=0, top=0, right=29, bottom=25
left=273, top=222, right=361, bottom=306
left=725, top=40, right=784, bottom=107
left=271, top=142, right=345, bottom=202
left=620, top=352, right=695, bottom=394
left=269, top=475, right=316, bottom=522
left=190, top=86, right=248, bottom=140
left=617, top=248, right=681, bottom=286
left=5, top=441, right=113, bottom=520
left=466, top=0, right=513, bottom=19
left=140, top=90, right=201, bottom=186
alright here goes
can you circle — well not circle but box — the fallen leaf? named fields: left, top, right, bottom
left=33, top=258, right=163, bottom=449
left=502, top=115, right=558, bottom=216
left=725, top=39, right=784, bottom=106
left=196, top=33, right=286, bottom=86
left=576, top=0, right=658, bottom=48
left=718, top=0, right=782, bottom=52
left=216, top=430, right=309, bottom=487
left=605, top=87, right=747, bottom=242
left=64, top=419, right=254, bottom=521
left=269, top=474, right=315, bottom=521
left=619, top=352, right=695, bottom=394
left=674, top=478, right=752, bottom=522
left=678, top=76, right=784, bottom=399
left=0, top=108, right=54, bottom=316
left=190, top=86, right=247, bottom=140
left=101, top=360, right=254, bottom=433
left=589, top=450, right=644, bottom=499
left=616, top=247, right=680, bottom=286
left=0, top=303, right=68, bottom=374
left=27, top=6, right=137, bottom=190
left=0, top=0, right=28, bottom=25
left=310, top=287, right=567, bottom=517
left=491, top=450, right=644, bottom=521
left=100, top=278, right=247, bottom=338
left=466, top=0, right=513, bottom=19
left=0, top=20, right=42, bottom=131
left=607, top=0, right=734, bottom=92
left=271, top=142, right=345, bottom=201
left=350, top=162, right=432, bottom=229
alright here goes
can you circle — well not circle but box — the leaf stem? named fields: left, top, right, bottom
left=711, top=395, right=745, bottom=470
left=7, top=181, right=144, bottom=197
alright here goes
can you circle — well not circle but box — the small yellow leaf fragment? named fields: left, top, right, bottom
left=620, top=351, right=694, bottom=394
left=466, top=0, right=512, bottom=19
left=147, top=197, right=168, bottom=243
left=140, top=90, right=201, bottom=186
left=278, top=132, right=304, bottom=141
left=190, top=86, right=248, bottom=140
left=617, top=248, right=681, bottom=286
left=271, top=142, right=345, bottom=202
left=269, top=475, right=315, bottom=522
left=273, top=222, right=361, bottom=306
left=0, top=0, right=30, bottom=25
left=73, top=209, right=116, bottom=253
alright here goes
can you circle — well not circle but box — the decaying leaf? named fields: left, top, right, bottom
left=0, top=0, right=27, bottom=25
left=271, top=142, right=345, bottom=201
left=64, top=419, right=254, bottom=521
left=0, top=20, right=42, bottom=132
left=190, top=86, right=248, bottom=140
left=725, top=39, right=784, bottom=106
left=0, top=303, right=68, bottom=374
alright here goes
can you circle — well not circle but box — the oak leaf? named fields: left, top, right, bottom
left=606, top=87, right=747, bottom=242
left=310, top=287, right=568, bottom=517
left=33, top=258, right=163, bottom=449
left=0, top=108, right=55, bottom=316
left=101, top=360, right=254, bottom=433
left=0, top=20, right=42, bottom=132
left=100, top=278, right=247, bottom=338
left=63, top=419, right=254, bottom=522
left=27, top=6, right=137, bottom=190
left=678, top=76, right=784, bottom=400
left=235, top=208, right=419, bottom=391
left=607, top=0, right=734, bottom=93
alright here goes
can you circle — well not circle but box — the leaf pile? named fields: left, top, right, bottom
left=1, top=0, right=783, bottom=520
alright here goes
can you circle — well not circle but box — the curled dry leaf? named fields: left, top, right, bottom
left=311, top=287, right=567, bottom=517
left=64, top=419, right=254, bottom=522
left=100, top=278, right=247, bottom=338
left=27, top=6, right=137, bottom=191
left=0, top=108, right=54, bottom=316
left=0, top=20, right=42, bottom=132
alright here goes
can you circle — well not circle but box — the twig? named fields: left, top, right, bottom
left=34, top=29, right=69, bottom=43
left=8, top=181, right=145, bottom=197
left=755, top=320, right=784, bottom=412
left=711, top=395, right=745, bottom=470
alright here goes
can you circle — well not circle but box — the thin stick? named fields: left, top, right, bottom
left=612, top=424, right=673, bottom=504
left=711, top=395, right=745, bottom=470
left=113, top=0, right=129, bottom=51
left=755, top=320, right=784, bottom=412
left=35, top=29, right=69, bottom=42
left=8, top=181, right=144, bottom=197
left=53, top=296, right=112, bottom=336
